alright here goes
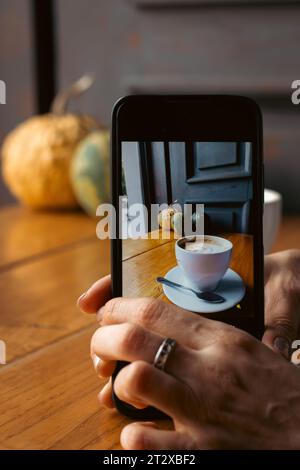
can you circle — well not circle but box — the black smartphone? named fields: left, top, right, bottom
left=111, top=95, right=264, bottom=419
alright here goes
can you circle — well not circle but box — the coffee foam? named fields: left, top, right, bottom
left=180, top=237, right=225, bottom=254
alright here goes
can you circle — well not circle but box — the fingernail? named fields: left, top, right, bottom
left=274, top=337, right=290, bottom=359
left=96, top=307, right=105, bottom=323
left=77, top=292, right=87, bottom=304
left=91, top=353, right=100, bottom=371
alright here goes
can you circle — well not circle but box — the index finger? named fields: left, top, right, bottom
left=77, top=275, right=112, bottom=314
left=98, top=297, right=223, bottom=349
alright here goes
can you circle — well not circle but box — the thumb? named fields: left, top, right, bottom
left=262, top=327, right=294, bottom=360
left=263, top=292, right=299, bottom=360
left=263, top=251, right=300, bottom=359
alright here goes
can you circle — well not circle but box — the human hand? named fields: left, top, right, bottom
left=77, top=249, right=300, bottom=449
left=89, top=296, right=300, bottom=449
left=263, top=250, right=300, bottom=359
left=78, top=249, right=300, bottom=366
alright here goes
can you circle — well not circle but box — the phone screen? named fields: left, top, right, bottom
left=119, top=140, right=256, bottom=326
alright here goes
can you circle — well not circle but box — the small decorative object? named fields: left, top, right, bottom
left=157, top=202, right=183, bottom=236
left=1, top=75, right=99, bottom=209
left=70, top=130, right=110, bottom=217
left=158, top=206, right=175, bottom=231
left=171, top=211, right=183, bottom=236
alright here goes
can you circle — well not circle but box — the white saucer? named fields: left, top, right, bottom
left=162, top=266, right=246, bottom=313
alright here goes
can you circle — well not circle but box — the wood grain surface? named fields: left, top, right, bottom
left=0, top=207, right=299, bottom=449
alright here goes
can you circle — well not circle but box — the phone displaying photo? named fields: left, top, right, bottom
left=111, top=95, right=264, bottom=418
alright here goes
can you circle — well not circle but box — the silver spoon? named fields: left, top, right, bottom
left=156, top=277, right=225, bottom=303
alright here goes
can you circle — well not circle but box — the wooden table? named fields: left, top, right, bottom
left=0, top=206, right=299, bottom=450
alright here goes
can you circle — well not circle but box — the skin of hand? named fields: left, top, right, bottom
left=263, top=250, right=300, bottom=359
left=77, top=250, right=300, bottom=449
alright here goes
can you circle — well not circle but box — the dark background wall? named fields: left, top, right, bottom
left=1, top=0, right=300, bottom=211
left=0, top=0, right=35, bottom=204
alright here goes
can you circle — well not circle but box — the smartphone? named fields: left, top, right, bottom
left=111, top=95, right=264, bottom=419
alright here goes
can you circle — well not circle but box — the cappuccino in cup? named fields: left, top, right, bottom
left=181, top=236, right=226, bottom=254
left=175, top=235, right=232, bottom=292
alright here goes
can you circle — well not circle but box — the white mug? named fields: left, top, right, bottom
left=263, top=189, right=282, bottom=254
left=175, top=235, right=232, bottom=292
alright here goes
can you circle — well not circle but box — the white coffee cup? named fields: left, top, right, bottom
left=263, top=189, right=282, bottom=254
left=175, top=235, right=232, bottom=292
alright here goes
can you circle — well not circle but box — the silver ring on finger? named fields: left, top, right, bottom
left=153, top=337, right=177, bottom=371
